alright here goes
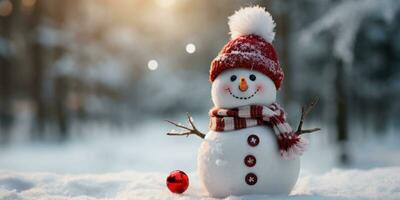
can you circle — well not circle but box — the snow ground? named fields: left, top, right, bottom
left=0, top=167, right=399, bottom=200
left=0, top=117, right=400, bottom=199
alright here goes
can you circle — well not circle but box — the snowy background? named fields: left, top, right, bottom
left=0, top=0, right=400, bottom=199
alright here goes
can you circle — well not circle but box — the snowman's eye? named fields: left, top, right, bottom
left=230, top=75, right=237, bottom=82
left=249, top=74, right=256, bottom=81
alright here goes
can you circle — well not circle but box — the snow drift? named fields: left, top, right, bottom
left=0, top=167, right=399, bottom=200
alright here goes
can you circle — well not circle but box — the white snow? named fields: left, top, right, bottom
left=0, top=167, right=399, bottom=200
left=1, top=118, right=400, bottom=199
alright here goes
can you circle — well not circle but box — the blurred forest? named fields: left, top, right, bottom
left=0, top=0, right=400, bottom=165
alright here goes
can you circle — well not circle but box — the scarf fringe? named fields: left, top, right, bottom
left=279, top=134, right=308, bottom=160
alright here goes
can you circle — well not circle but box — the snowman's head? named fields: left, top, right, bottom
left=211, top=68, right=276, bottom=108
left=209, top=6, right=284, bottom=108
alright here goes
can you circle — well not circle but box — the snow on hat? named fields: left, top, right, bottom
left=209, top=6, right=284, bottom=90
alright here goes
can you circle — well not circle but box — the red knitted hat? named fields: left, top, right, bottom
left=209, top=6, right=284, bottom=90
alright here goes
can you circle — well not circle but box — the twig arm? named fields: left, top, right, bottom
left=295, top=97, right=321, bottom=136
left=166, top=113, right=205, bottom=139
left=297, top=128, right=321, bottom=135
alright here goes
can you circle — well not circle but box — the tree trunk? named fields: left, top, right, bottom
left=266, top=0, right=292, bottom=106
left=0, top=0, right=18, bottom=143
left=30, top=0, right=46, bottom=139
left=276, top=2, right=291, bottom=106
left=0, top=51, right=13, bottom=143
left=50, top=1, right=72, bottom=140
left=54, top=76, right=68, bottom=140
left=335, top=59, right=349, bottom=165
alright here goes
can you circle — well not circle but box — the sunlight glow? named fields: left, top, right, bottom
left=155, top=0, right=177, bottom=9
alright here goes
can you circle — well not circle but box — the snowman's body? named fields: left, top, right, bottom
left=192, top=6, right=305, bottom=198
left=197, top=126, right=300, bottom=197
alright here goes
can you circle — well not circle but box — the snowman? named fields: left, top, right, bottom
left=167, top=6, right=319, bottom=198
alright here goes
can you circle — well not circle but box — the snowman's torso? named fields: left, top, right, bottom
left=197, top=125, right=300, bottom=198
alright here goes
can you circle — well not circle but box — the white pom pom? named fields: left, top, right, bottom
left=228, top=6, right=276, bottom=43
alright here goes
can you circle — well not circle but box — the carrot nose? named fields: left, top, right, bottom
left=239, top=77, right=248, bottom=92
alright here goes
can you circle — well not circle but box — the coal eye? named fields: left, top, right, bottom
left=230, top=75, right=237, bottom=82
left=249, top=74, right=256, bottom=81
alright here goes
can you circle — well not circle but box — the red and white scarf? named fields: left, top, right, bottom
left=209, top=103, right=307, bottom=159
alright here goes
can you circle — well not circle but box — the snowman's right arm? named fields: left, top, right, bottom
left=166, top=113, right=205, bottom=139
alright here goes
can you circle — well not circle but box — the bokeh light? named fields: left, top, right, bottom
left=185, top=43, right=196, bottom=54
left=22, top=0, right=36, bottom=7
left=0, top=0, right=13, bottom=17
left=147, top=60, right=159, bottom=71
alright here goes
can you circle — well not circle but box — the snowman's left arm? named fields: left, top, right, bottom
left=295, top=97, right=321, bottom=136
left=166, top=113, right=205, bottom=139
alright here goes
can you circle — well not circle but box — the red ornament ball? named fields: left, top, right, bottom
left=166, top=170, right=189, bottom=194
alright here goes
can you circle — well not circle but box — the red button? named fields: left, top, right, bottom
left=247, top=135, right=259, bottom=147
left=244, top=155, right=256, bottom=167
left=245, top=173, right=257, bottom=185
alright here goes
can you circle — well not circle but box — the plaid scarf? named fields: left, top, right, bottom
left=209, top=103, right=307, bottom=159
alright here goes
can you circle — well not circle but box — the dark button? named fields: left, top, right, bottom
left=245, top=173, right=257, bottom=185
left=244, top=155, right=256, bottom=167
left=247, top=134, right=260, bottom=147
